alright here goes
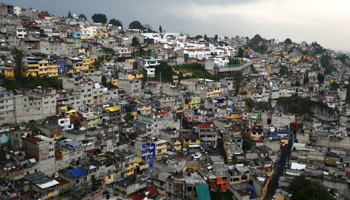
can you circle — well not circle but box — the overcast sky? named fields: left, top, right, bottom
left=4, top=0, right=350, bottom=52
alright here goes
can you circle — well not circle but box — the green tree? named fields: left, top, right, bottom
left=280, top=65, right=289, bottom=76
left=330, top=81, right=339, bottom=90
left=321, top=54, right=337, bottom=75
left=109, top=18, right=122, bottom=27
left=232, top=154, right=238, bottom=165
left=159, top=25, right=162, bottom=33
left=204, top=34, right=208, bottom=41
left=343, top=84, right=350, bottom=103
left=13, top=47, right=27, bottom=90
left=247, top=34, right=267, bottom=54
left=317, top=73, right=325, bottom=84
left=73, top=119, right=81, bottom=129
left=124, top=113, right=135, bottom=122
left=92, top=56, right=104, bottom=69
left=336, top=53, right=348, bottom=64
left=92, top=13, right=107, bottom=24
left=131, top=36, right=140, bottom=47
left=102, top=75, right=107, bottom=86
left=241, top=132, right=252, bottom=150
left=244, top=98, right=255, bottom=109
left=289, top=176, right=335, bottom=200
left=195, top=35, right=203, bottom=40
left=13, top=48, right=24, bottom=80
left=104, top=47, right=115, bottom=56
left=214, top=34, right=218, bottom=42
left=233, top=71, right=243, bottom=94
left=303, top=73, right=309, bottom=84
left=238, top=48, right=244, bottom=57
left=284, top=38, right=292, bottom=44
left=78, top=13, right=87, bottom=20
left=129, top=20, right=144, bottom=29
left=311, top=65, right=321, bottom=71
left=68, top=11, right=72, bottom=18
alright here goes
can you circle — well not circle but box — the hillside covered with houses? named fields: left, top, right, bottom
left=0, top=3, right=349, bottom=200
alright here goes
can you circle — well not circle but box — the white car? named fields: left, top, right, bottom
left=192, top=152, right=202, bottom=159
left=192, top=154, right=200, bottom=159
left=195, top=152, right=202, bottom=157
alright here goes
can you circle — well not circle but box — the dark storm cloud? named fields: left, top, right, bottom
left=2, top=0, right=350, bottom=51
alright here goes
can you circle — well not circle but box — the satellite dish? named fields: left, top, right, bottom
left=55, top=172, right=59, bottom=178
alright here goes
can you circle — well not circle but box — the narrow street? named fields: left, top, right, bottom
left=265, top=134, right=293, bottom=200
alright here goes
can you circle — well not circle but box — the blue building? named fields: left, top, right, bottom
left=73, top=31, right=80, bottom=39
left=141, top=139, right=156, bottom=167
left=0, top=126, right=10, bottom=144
left=264, top=127, right=290, bottom=137
left=58, top=60, right=66, bottom=75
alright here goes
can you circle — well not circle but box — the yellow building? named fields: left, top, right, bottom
left=206, top=88, right=221, bottom=98
left=226, top=112, right=242, bottom=121
left=41, top=190, right=59, bottom=200
left=190, top=96, right=201, bottom=108
left=127, top=72, right=143, bottom=80
left=181, top=133, right=200, bottom=153
left=136, top=157, right=147, bottom=171
left=154, top=140, right=167, bottom=159
left=73, top=61, right=87, bottom=72
left=137, top=104, right=151, bottom=114
left=87, top=57, right=99, bottom=69
left=27, top=60, right=58, bottom=77
left=4, top=66, right=14, bottom=78
left=60, top=30, right=67, bottom=38
left=289, top=56, right=302, bottom=63
left=109, top=78, right=118, bottom=86
left=125, top=161, right=137, bottom=177
left=104, top=173, right=114, bottom=184
left=171, top=138, right=182, bottom=152
left=96, top=30, right=107, bottom=38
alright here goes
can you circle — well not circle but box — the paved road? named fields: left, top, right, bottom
left=265, top=135, right=293, bottom=200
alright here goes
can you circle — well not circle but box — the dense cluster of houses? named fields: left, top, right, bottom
left=0, top=3, right=350, bottom=200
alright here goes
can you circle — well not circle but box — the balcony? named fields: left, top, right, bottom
left=142, top=151, right=150, bottom=156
